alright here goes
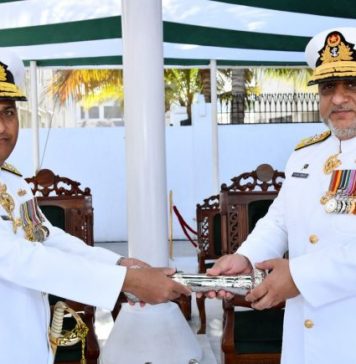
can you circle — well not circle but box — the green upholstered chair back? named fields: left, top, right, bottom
left=248, top=199, right=274, bottom=233
left=234, top=309, right=284, bottom=354
left=40, top=205, right=66, bottom=230
left=212, top=213, right=222, bottom=256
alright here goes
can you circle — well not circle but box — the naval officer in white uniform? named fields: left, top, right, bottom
left=0, top=51, right=190, bottom=364
left=206, top=27, right=356, bottom=364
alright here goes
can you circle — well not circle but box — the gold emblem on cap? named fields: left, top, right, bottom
left=308, top=30, right=356, bottom=85
left=321, top=32, right=353, bottom=64
left=327, top=33, right=341, bottom=47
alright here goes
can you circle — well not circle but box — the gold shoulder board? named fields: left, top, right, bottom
left=0, top=162, right=22, bottom=177
left=294, top=130, right=331, bottom=151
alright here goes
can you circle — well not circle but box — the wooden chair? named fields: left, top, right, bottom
left=25, top=168, right=94, bottom=245
left=219, top=164, right=285, bottom=364
left=222, top=298, right=284, bottom=364
left=25, top=169, right=99, bottom=364
left=195, top=193, right=221, bottom=334
left=220, top=164, right=285, bottom=255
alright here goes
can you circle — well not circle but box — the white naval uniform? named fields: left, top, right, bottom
left=238, top=133, right=356, bottom=364
left=0, top=166, right=126, bottom=364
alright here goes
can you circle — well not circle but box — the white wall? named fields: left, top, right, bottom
left=10, top=106, right=327, bottom=242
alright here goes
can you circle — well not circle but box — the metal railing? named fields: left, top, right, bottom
left=218, top=92, right=321, bottom=124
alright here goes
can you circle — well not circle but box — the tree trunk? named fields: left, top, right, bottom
left=199, top=69, right=211, bottom=103
left=231, top=69, right=246, bottom=124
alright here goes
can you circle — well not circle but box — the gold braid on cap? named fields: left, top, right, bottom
left=0, top=63, right=26, bottom=100
left=0, top=81, right=26, bottom=98
left=308, top=31, right=356, bottom=85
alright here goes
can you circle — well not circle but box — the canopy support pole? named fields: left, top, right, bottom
left=210, top=59, right=220, bottom=192
left=30, top=60, right=40, bottom=173
left=101, top=1, right=202, bottom=362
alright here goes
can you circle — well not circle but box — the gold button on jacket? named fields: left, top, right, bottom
left=309, top=234, right=319, bottom=244
left=304, top=319, right=314, bottom=329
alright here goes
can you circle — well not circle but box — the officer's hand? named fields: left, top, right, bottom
left=119, top=257, right=150, bottom=268
left=245, top=258, right=299, bottom=310
left=117, top=257, right=150, bottom=306
left=198, top=254, right=253, bottom=299
left=122, top=267, right=191, bottom=305
left=119, top=259, right=152, bottom=306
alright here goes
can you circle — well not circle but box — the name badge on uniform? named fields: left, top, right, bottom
left=291, top=172, right=309, bottom=178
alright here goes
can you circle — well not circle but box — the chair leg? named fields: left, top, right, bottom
left=221, top=299, right=235, bottom=364
left=196, top=295, right=206, bottom=334
left=111, top=299, right=122, bottom=321
left=178, top=295, right=192, bottom=321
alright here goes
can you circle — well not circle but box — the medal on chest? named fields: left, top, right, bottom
left=0, top=181, right=49, bottom=241
left=321, top=169, right=356, bottom=214
left=20, top=199, right=49, bottom=242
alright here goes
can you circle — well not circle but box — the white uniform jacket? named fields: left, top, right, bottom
left=0, top=167, right=126, bottom=364
left=238, top=133, right=356, bottom=364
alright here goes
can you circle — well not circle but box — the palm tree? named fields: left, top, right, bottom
left=47, top=69, right=124, bottom=109
left=228, top=67, right=316, bottom=124
left=198, top=69, right=211, bottom=103
left=256, top=68, right=314, bottom=92
left=164, top=68, right=203, bottom=124
left=49, top=68, right=204, bottom=125
left=219, top=68, right=256, bottom=124
left=230, top=69, right=247, bottom=124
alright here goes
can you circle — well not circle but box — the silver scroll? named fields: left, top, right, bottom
left=124, top=269, right=266, bottom=302
left=170, top=269, right=266, bottom=295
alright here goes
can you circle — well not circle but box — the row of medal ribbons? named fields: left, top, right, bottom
left=321, top=169, right=356, bottom=214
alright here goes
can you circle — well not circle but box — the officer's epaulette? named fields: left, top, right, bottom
left=294, top=130, right=331, bottom=151
left=0, top=162, right=22, bottom=177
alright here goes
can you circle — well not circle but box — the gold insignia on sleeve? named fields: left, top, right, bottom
left=294, top=130, right=332, bottom=151
left=0, top=162, right=22, bottom=177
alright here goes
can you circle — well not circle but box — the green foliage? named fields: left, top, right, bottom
left=255, top=68, right=315, bottom=92
left=164, top=68, right=203, bottom=122
left=47, top=69, right=124, bottom=109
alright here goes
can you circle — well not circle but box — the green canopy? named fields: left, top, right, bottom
left=0, top=0, right=354, bottom=67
